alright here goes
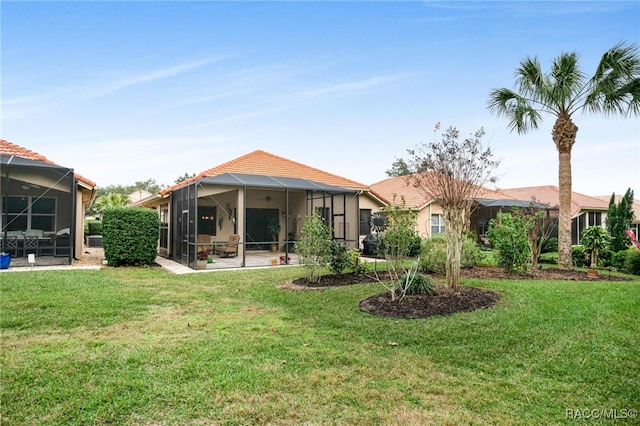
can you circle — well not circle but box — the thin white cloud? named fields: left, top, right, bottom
left=2, top=56, right=226, bottom=120
left=295, top=74, right=414, bottom=99
left=85, top=57, right=224, bottom=99
left=208, top=105, right=293, bottom=125
left=1, top=95, right=49, bottom=119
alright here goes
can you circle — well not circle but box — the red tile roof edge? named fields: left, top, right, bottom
left=1, top=139, right=97, bottom=188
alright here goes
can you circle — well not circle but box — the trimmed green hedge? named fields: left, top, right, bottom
left=85, top=220, right=103, bottom=236
left=102, top=208, right=160, bottom=267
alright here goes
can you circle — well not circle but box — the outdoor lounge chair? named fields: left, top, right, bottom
left=197, top=234, right=214, bottom=257
left=215, top=234, right=240, bottom=257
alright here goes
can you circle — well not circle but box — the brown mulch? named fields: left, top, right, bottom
left=284, top=265, right=632, bottom=319
left=359, top=286, right=501, bottom=319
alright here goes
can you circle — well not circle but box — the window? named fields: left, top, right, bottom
left=5, top=196, right=55, bottom=232
left=431, top=214, right=445, bottom=235
left=572, top=212, right=603, bottom=244
left=198, top=206, right=216, bottom=236
left=359, top=209, right=371, bottom=235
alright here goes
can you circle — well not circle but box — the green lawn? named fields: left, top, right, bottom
left=1, top=266, right=639, bottom=425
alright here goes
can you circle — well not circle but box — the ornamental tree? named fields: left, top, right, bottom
left=407, top=124, right=500, bottom=288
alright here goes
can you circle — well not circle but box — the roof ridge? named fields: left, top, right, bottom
left=161, top=150, right=368, bottom=196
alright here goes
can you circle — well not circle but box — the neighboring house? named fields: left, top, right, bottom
left=128, top=189, right=152, bottom=205
left=1, top=139, right=97, bottom=265
left=133, top=150, right=383, bottom=270
left=369, top=179, right=632, bottom=247
left=499, top=186, right=610, bottom=245
left=593, top=194, right=640, bottom=238
left=369, top=174, right=528, bottom=242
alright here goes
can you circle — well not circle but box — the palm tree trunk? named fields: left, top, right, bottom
left=553, top=114, right=578, bottom=269
left=557, top=150, right=573, bottom=268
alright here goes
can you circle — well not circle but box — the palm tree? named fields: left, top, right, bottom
left=94, top=192, right=130, bottom=219
left=488, top=42, right=640, bottom=269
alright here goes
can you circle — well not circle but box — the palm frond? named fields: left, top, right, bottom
left=488, top=88, right=541, bottom=134
left=584, top=42, right=640, bottom=116
left=515, top=56, right=549, bottom=99
left=549, top=52, right=585, bottom=112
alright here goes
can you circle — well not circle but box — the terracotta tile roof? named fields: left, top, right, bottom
left=160, top=150, right=368, bottom=196
left=499, top=186, right=609, bottom=217
left=370, top=173, right=516, bottom=210
left=593, top=194, right=640, bottom=224
left=0, top=139, right=96, bottom=188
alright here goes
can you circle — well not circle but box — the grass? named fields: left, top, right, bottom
left=1, top=266, right=639, bottom=425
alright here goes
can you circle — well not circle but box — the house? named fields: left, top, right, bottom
left=1, top=139, right=97, bottom=265
left=369, top=174, right=530, bottom=242
left=133, top=150, right=384, bottom=270
left=592, top=194, right=640, bottom=240
left=499, top=186, right=610, bottom=245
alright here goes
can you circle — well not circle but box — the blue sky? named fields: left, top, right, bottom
left=2, top=1, right=639, bottom=198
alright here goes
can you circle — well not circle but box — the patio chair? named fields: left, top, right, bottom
left=197, top=234, right=214, bottom=257
left=24, top=235, right=39, bottom=257
left=5, top=235, right=19, bottom=257
left=215, top=234, right=240, bottom=258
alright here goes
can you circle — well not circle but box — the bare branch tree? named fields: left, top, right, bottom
left=407, top=123, right=500, bottom=288
left=516, top=199, right=558, bottom=269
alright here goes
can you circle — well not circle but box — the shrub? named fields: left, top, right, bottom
left=375, top=196, right=419, bottom=300
left=625, top=250, right=640, bottom=275
left=461, top=234, right=483, bottom=268
left=347, top=247, right=371, bottom=274
left=85, top=220, right=103, bottom=237
left=420, top=234, right=481, bottom=273
left=541, top=237, right=558, bottom=254
left=102, top=208, right=160, bottom=267
left=420, top=234, right=447, bottom=274
left=400, top=273, right=438, bottom=296
left=487, top=212, right=530, bottom=273
left=605, top=250, right=630, bottom=270
left=477, top=249, right=499, bottom=267
left=580, top=226, right=611, bottom=268
left=329, top=241, right=350, bottom=274
left=294, top=214, right=332, bottom=282
left=408, top=234, right=422, bottom=257
left=571, top=245, right=589, bottom=268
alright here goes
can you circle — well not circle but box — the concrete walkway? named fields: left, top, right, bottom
left=153, top=256, right=198, bottom=275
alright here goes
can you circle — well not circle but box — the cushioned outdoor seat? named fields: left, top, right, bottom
left=215, top=234, right=240, bottom=257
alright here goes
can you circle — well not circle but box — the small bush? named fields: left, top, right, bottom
left=625, top=250, right=640, bottom=275
left=408, top=234, right=422, bottom=257
left=419, top=234, right=481, bottom=273
left=541, top=237, right=558, bottom=254
left=294, top=215, right=332, bottom=282
left=420, top=235, right=447, bottom=274
left=487, top=213, right=530, bottom=273
left=571, top=246, right=589, bottom=268
left=329, top=241, right=350, bottom=274
left=348, top=247, right=371, bottom=274
left=102, top=208, right=160, bottom=267
left=477, top=250, right=499, bottom=267
left=399, top=273, right=438, bottom=296
left=85, top=220, right=103, bottom=237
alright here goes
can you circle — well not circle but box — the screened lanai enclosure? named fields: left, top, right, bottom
left=1, top=155, right=76, bottom=265
left=166, top=173, right=362, bottom=270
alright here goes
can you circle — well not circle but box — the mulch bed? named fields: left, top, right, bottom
left=284, top=266, right=632, bottom=319
left=359, top=286, right=501, bottom=319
